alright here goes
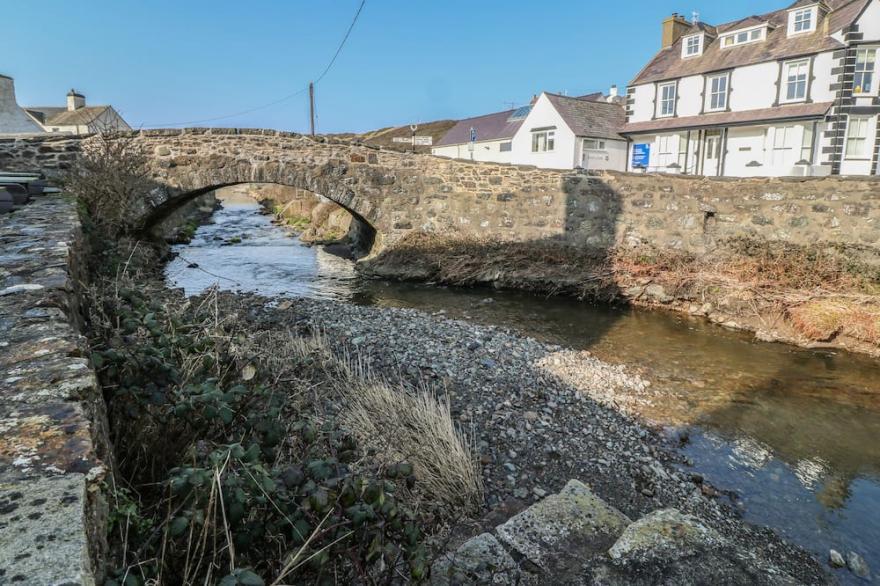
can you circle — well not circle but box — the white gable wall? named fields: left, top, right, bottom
left=857, top=0, right=880, bottom=39
left=509, top=94, right=578, bottom=169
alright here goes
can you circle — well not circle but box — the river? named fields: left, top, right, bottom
left=165, top=195, right=880, bottom=581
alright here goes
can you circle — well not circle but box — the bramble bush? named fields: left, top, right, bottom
left=89, top=265, right=428, bottom=585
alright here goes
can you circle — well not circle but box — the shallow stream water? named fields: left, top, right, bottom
left=166, top=197, right=880, bottom=581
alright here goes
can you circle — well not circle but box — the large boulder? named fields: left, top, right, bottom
left=430, top=533, right=524, bottom=585
left=593, top=509, right=801, bottom=585
left=494, top=480, right=631, bottom=579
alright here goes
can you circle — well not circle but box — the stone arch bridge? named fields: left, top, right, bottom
left=0, top=129, right=586, bottom=254
left=3, top=128, right=877, bottom=257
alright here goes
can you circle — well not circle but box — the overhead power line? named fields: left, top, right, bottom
left=140, top=0, right=366, bottom=128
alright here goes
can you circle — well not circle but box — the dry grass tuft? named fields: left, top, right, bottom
left=324, top=348, right=483, bottom=511
left=789, top=299, right=880, bottom=344
left=340, top=379, right=483, bottom=512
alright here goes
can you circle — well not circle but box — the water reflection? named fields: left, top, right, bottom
left=167, top=198, right=880, bottom=579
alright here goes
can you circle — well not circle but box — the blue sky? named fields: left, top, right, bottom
left=6, top=0, right=779, bottom=133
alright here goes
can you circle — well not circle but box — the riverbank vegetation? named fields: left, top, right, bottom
left=363, top=231, right=880, bottom=352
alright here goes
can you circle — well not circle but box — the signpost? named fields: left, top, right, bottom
left=393, top=136, right=433, bottom=145
left=468, top=126, right=476, bottom=158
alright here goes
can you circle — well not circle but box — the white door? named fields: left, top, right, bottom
left=702, top=130, right=722, bottom=176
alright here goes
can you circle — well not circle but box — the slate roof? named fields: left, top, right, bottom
left=622, top=101, right=833, bottom=134
left=435, top=108, right=525, bottom=146
left=630, top=0, right=870, bottom=85
left=25, top=106, right=110, bottom=127
left=543, top=93, right=626, bottom=140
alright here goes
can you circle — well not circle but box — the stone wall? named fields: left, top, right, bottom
left=0, top=195, right=109, bottom=584
left=1, top=130, right=878, bottom=258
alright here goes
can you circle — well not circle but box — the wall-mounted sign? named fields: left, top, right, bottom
left=632, top=143, right=651, bottom=169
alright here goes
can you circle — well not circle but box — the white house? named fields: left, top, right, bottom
left=25, top=89, right=131, bottom=134
left=622, top=0, right=880, bottom=177
left=508, top=92, right=627, bottom=170
left=433, top=90, right=627, bottom=170
left=431, top=106, right=529, bottom=164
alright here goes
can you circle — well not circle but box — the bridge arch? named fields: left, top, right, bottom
left=145, top=180, right=378, bottom=257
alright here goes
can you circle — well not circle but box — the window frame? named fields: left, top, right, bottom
left=583, top=138, right=607, bottom=151
left=531, top=130, right=555, bottom=153
left=683, top=34, right=703, bottom=58
left=706, top=73, right=730, bottom=112
left=791, top=8, right=815, bottom=34
left=720, top=25, right=766, bottom=48
left=845, top=116, right=871, bottom=160
left=657, top=82, right=677, bottom=118
left=499, top=141, right=512, bottom=152
left=854, top=48, right=877, bottom=96
left=782, top=59, right=810, bottom=103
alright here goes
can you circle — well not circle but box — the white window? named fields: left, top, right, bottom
left=783, top=59, right=809, bottom=102
left=531, top=130, right=555, bottom=152
left=845, top=117, right=871, bottom=159
left=721, top=26, right=765, bottom=48
left=792, top=8, right=814, bottom=33
left=854, top=49, right=876, bottom=95
left=801, top=124, right=814, bottom=163
left=707, top=74, right=729, bottom=111
left=683, top=35, right=702, bottom=57
left=658, top=82, right=676, bottom=117
left=499, top=141, right=512, bottom=152
left=584, top=138, right=606, bottom=150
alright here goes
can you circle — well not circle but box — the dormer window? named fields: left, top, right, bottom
left=720, top=26, right=766, bottom=48
left=788, top=5, right=819, bottom=36
left=683, top=34, right=703, bottom=58
left=793, top=9, right=813, bottom=31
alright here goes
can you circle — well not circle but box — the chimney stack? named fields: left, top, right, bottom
left=67, top=89, right=85, bottom=111
left=662, top=13, right=691, bottom=49
left=609, top=85, right=619, bottom=99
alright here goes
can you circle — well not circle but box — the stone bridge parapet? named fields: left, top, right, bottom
left=2, top=128, right=879, bottom=255
left=0, top=195, right=109, bottom=584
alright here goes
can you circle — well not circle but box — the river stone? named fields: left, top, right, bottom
left=829, top=549, right=845, bottom=568
left=495, top=479, right=630, bottom=575
left=430, top=533, right=522, bottom=585
left=847, top=551, right=871, bottom=580
left=607, top=508, right=726, bottom=564
left=596, top=508, right=802, bottom=586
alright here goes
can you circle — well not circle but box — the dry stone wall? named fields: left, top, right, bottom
left=1, top=129, right=878, bottom=257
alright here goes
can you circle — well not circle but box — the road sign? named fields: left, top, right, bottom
left=393, top=136, right=433, bottom=145
left=470, top=127, right=477, bottom=142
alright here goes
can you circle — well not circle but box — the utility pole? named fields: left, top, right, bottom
left=309, top=82, right=316, bottom=136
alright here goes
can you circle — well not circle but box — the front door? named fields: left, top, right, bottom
left=702, top=130, right=722, bottom=176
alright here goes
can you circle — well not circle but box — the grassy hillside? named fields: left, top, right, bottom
left=357, top=119, right=457, bottom=153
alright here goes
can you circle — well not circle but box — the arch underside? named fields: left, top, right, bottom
left=144, top=159, right=382, bottom=256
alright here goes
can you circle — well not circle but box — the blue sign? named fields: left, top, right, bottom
left=632, top=143, right=651, bottom=169
left=470, top=127, right=477, bottom=142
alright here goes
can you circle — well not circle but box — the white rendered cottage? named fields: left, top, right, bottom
left=433, top=90, right=627, bottom=170
left=622, top=0, right=880, bottom=177
left=26, top=89, right=131, bottom=135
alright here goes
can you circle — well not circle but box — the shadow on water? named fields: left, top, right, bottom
left=166, top=190, right=880, bottom=582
